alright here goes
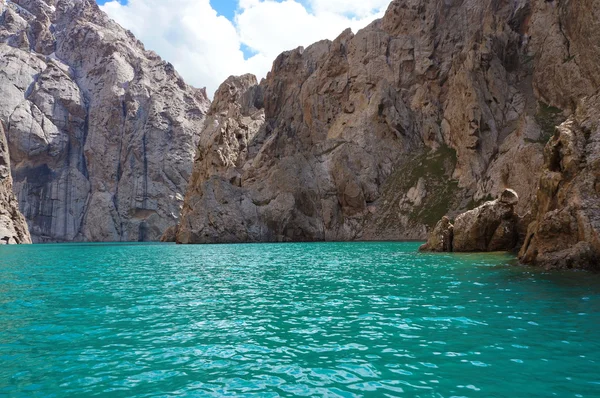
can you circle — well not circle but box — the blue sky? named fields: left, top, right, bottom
left=97, top=0, right=390, bottom=97
left=97, top=0, right=241, bottom=21
left=96, top=0, right=274, bottom=59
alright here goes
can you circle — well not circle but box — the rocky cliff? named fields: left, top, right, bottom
left=425, top=93, right=600, bottom=270
left=519, top=94, right=600, bottom=270
left=176, top=74, right=264, bottom=243
left=420, top=188, right=523, bottom=253
left=0, top=120, right=30, bottom=244
left=0, top=0, right=209, bottom=242
left=176, top=0, right=599, bottom=246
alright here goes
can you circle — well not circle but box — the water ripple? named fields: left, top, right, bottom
left=0, top=242, right=599, bottom=397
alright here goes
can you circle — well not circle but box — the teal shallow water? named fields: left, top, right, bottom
left=0, top=242, right=599, bottom=397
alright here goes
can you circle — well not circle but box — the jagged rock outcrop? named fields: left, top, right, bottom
left=418, top=216, right=453, bottom=253
left=519, top=94, right=600, bottom=270
left=175, top=74, right=264, bottom=243
left=177, top=0, right=598, bottom=245
left=420, top=189, right=521, bottom=253
left=159, top=225, right=177, bottom=243
left=0, top=0, right=209, bottom=242
left=453, top=189, right=520, bottom=252
left=0, top=121, right=30, bottom=244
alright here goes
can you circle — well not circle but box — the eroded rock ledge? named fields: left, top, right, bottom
left=424, top=93, right=600, bottom=271
left=420, top=189, right=521, bottom=253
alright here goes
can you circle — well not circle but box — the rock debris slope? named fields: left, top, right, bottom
left=0, top=121, right=30, bottom=244
left=0, top=0, right=210, bottom=242
left=175, top=0, right=599, bottom=247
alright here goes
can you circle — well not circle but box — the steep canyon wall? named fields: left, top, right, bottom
left=0, top=0, right=210, bottom=242
left=176, top=0, right=599, bottom=248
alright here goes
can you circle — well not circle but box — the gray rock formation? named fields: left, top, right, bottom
left=519, top=94, right=600, bottom=270
left=2, top=0, right=596, bottom=268
left=0, top=0, right=209, bottom=242
left=0, top=121, right=30, bottom=244
left=418, top=216, right=453, bottom=253
left=420, top=189, right=521, bottom=253
left=176, top=0, right=599, bottom=247
left=176, top=74, right=264, bottom=243
left=159, top=225, right=177, bottom=243
left=453, top=189, right=520, bottom=252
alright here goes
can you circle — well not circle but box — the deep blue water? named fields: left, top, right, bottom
left=0, top=242, right=599, bottom=397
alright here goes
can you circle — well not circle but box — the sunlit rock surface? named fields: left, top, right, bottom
left=0, top=0, right=210, bottom=242
left=176, top=0, right=599, bottom=251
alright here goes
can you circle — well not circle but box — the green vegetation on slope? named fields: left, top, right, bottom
left=380, top=145, right=460, bottom=228
left=533, top=102, right=565, bottom=143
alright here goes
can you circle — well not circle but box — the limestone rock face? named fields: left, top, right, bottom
left=452, top=189, right=520, bottom=252
left=0, top=121, right=30, bottom=244
left=528, top=0, right=600, bottom=111
left=0, top=0, right=209, bottom=242
left=420, top=189, right=521, bottom=253
left=176, top=74, right=264, bottom=243
left=419, top=216, right=453, bottom=253
left=519, top=94, right=600, bottom=270
left=177, top=0, right=599, bottom=245
left=159, top=225, right=177, bottom=243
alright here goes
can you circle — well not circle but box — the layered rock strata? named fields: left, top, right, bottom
left=0, top=121, right=30, bottom=244
left=0, top=0, right=209, bottom=242
left=176, top=0, right=598, bottom=247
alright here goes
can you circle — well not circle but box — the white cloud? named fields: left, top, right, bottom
left=100, top=0, right=388, bottom=98
left=308, top=0, right=392, bottom=18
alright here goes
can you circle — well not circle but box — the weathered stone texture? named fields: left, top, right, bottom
left=519, top=94, right=600, bottom=270
left=0, top=121, right=30, bottom=244
left=0, top=0, right=210, bottom=242
left=177, top=0, right=599, bottom=247
left=420, top=189, right=521, bottom=253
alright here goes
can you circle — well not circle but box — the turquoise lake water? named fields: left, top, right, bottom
left=0, top=242, right=599, bottom=397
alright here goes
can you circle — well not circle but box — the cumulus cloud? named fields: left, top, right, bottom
left=100, top=0, right=389, bottom=98
left=308, top=0, right=392, bottom=18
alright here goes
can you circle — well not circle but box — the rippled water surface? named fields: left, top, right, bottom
left=1, top=242, right=600, bottom=397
